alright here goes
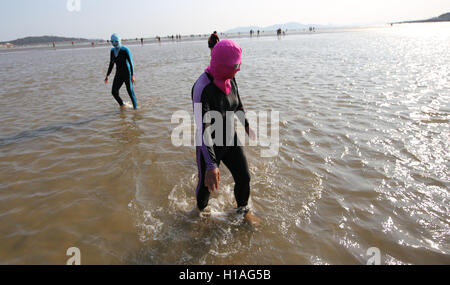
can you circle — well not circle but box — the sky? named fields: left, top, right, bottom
left=0, top=0, right=449, bottom=41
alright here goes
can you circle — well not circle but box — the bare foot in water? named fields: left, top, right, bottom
left=244, top=211, right=261, bottom=227
left=237, top=207, right=261, bottom=227
left=187, top=206, right=210, bottom=219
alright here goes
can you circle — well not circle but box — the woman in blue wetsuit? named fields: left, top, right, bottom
left=104, top=34, right=138, bottom=110
left=191, top=40, right=260, bottom=226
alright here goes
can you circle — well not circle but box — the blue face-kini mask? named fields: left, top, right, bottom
left=111, top=34, right=121, bottom=57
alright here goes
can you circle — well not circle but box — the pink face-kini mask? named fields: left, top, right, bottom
left=205, top=40, right=242, bottom=95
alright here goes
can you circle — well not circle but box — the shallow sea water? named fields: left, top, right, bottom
left=0, top=23, right=449, bottom=264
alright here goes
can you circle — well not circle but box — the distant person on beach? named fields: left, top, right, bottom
left=104, top=34, right=138, bottom=110
left=191, top=40, right=260, bottom=226
left=141, top=38, right=144, bottom=45
left=208, top=31, right=220, bottom=52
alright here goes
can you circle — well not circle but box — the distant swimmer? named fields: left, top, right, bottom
left=208, top=31, right=220, bottom=53
left=104, top=34, right=138, bottom=110
left=191, top=40, right=260, bottom=226
left=277, top=28, right=282, bottom=39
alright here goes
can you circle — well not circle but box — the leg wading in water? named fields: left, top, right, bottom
left=111, top=74, right=137, bottom=109
left=196, top=144, right=251, bottom=212
left=191, top=40, right=260, bottom=226
left=104, top=33, right=138, bottom=110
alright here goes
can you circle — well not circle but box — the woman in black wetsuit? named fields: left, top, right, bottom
left=191, top=40, right=260, bottom=226
left=208, top=31, right=220, bottom=53
left=104, top=34, right=138, bottom=110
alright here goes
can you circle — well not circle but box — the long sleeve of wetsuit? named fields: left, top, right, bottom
left=124, top=47, right=134, bottom=76
left=106, top=50, right=115, bottom=77
left=200, top=92, right=218, bottom=170
left=233, top=78, right=250, bottom=128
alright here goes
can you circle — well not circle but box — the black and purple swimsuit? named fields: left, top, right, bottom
left=192, top=72, right=251, bottom=211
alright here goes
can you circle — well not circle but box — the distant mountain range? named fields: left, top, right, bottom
left=394, top=12, right=450, bottom=24
left=4, top=13, right=448, bottom=46
left=225, top=22, right=326, bottom=33
left=0, top=36, right=91, bottom=46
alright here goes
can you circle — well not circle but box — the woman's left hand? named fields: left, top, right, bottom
left=246, top=126, right=256, bottom=141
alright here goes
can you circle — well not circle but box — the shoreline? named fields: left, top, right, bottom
left=0, top=25, right=388, bottom=54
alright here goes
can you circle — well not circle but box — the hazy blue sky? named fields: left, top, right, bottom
left=0, top=0, right=449, bottom=41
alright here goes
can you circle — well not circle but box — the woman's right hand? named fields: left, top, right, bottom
left=205, top=168, right=220, bottom=193
left=104, top=77, right=109, bottom=84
